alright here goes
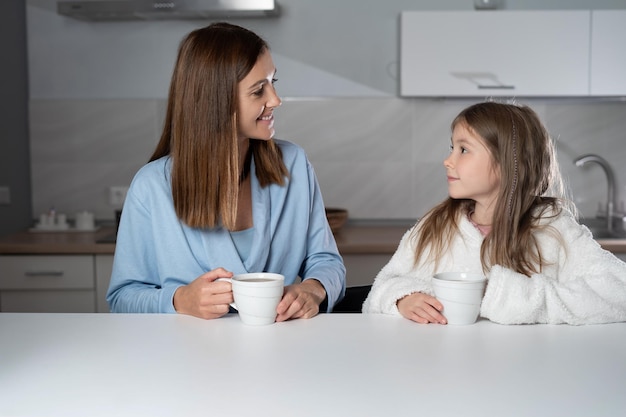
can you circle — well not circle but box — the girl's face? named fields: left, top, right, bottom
left=444, top=122, right=500, bottom=208
left=237, top=50, right=281, bottom=142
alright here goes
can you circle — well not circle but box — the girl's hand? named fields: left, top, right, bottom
left=173, top=267, right=234, bottom=320
left=397, top=292, right=447, bottom=324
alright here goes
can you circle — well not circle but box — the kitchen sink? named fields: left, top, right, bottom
left=579, top=218, right=626, bottom=240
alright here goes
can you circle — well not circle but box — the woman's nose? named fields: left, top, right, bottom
left=268, top=86, right=282, bottom=109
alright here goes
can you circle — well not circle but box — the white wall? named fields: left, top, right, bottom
left=27, top=0, right=626, bottom=99
left=25, top=0, right=626, bottom=224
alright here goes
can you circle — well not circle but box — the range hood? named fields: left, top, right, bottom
left=57, top=0, right=280, bottom=21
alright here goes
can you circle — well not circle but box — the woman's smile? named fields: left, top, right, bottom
left=258, top=113, right=274, bottom=122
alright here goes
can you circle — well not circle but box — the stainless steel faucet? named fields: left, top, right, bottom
left=574, top=154, right=615, bottom=232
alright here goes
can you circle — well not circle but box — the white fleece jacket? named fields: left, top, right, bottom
left=362, top=211, right=626, bottom=325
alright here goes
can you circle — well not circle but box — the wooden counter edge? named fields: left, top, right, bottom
left=1, top=225, right=626, bottom=255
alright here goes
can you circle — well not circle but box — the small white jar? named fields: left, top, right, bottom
left=75, top=211, right=95, bottom=230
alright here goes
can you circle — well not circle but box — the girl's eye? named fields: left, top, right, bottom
left=449, top=144, right=468, bottom=154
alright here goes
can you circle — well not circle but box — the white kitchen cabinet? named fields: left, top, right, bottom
left=401, top=11, right=591, bottom=97
left=343, top=254, right=391, bottom=287
left=590, top=10, right=626, bottom=96
left=95, top=254, right=113, bottom=313
left=0, top=255, right=96, bottom=312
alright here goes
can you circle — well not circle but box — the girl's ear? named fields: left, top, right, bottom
left=491, top=164, right=501, bottom=181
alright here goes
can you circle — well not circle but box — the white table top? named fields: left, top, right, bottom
left=1, top=313, right=625, bottom=417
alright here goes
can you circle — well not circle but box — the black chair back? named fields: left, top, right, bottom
left=332, top=285, right=372, bottom=313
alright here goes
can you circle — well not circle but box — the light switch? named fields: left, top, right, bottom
left=108, top=186, right=129, bottom=206
left=0, top=186, right=10, bottom=205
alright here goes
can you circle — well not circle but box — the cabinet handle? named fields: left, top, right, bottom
left=24, top=271, right=64, bottom=277
left=450, top=72, right=515, bottom=90
left=478, top=85, right=515, bottom=90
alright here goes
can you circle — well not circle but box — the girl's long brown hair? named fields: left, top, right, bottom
left=412, top=102, right=574, bottom=276
left=150, top=22, right=287, bottom=230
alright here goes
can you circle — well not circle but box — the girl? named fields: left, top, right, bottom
left=107, top=23, right=345, bottom=320
left=363, top=102, right=626, bottom=325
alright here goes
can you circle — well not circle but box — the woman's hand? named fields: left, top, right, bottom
left=397, top=292, right=447, bottom=324
left=173, top=267, right=234, bottom=320
left=276, top=279, right=326, bottom=322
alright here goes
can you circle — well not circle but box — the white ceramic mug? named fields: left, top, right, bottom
left=219, top=273, right=285, bottom=326
left=432, top=272, right=487, bottom=325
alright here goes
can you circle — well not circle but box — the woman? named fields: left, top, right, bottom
left=107, top=22, right=345, bottom=321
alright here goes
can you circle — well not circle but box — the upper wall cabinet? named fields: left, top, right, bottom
left=590, top=10, right=626, bottom=96
left=401, top=11, right=591, bottom=97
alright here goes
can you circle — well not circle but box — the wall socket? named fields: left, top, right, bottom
left=108, top=186, right=129, bottom=206
left=0, top=186, right=10, bottom=205
left=474, top=0, right=500, bottom=9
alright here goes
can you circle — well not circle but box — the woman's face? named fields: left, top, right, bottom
left=237, top=50, right=282, bottom=142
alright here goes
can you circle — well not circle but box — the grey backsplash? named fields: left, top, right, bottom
left=29, top=98, right=626, bottom=224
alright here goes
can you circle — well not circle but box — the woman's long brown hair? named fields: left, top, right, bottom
left=150, top=22, right=287, bottom=230
left=412, top=102, right=573, bottom=276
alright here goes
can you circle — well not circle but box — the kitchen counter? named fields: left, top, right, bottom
left=0, top=224, right=411, bottom=255
left=1, top=223, right=626, bottom=254
left=0, top=227, right=116, bottom=254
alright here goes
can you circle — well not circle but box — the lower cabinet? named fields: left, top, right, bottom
left=0, top=254, right=113, bottom=313
left=95, top=254, right=114, bottom=313
left=2, top=250, right=623, bottom=311
left=343, top=254, right=392, bottom=287
left=0, top=290, right=95, bottom=312
left=0, top=255, right=95, bottom=312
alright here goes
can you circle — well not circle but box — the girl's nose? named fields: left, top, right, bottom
left=443, top=154, right=453, bottom=168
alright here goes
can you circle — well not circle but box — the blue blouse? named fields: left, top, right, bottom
left=230, top=227, right=254, bottom=262
left=106, top=140, right=346, bottom=313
